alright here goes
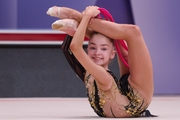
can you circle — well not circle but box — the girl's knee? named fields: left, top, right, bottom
left=128, top=25, right=141, bottom=37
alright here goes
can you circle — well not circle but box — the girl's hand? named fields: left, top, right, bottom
left=82, top=6, right=100, bottom=18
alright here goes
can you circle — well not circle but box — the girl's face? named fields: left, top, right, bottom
left=87, top=34, right=116, bottom=69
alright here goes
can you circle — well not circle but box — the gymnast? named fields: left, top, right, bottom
left=47, top=6, right=156, bottom=118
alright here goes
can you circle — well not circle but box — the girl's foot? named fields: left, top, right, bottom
left=46, top=6, right=60, bottom=18
left=47, top=6, right=82, bottom=21
left=52, top=19, right=79, bottom=36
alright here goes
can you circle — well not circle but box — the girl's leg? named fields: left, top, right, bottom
left=47, top=6, right=82, bottom=22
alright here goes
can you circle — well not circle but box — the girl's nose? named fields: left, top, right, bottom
left=95, top=49, right=100, bottom=55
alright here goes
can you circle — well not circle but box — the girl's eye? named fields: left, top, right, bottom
left=90, top=47, right=96, bottom=50
left=102, top=48, right=107, bottom=51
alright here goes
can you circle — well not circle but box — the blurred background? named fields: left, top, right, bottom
left=0, top=0, right=179, bottom=97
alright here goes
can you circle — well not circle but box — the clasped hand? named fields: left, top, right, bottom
left=82, top=6, right=100, bottom=18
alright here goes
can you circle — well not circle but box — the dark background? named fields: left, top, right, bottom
left=0, top=45, right=120, bottom=97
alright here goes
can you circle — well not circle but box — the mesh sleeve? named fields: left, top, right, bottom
left=61, top=35, right=85, bottom=82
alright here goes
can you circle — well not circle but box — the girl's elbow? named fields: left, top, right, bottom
left=70, top=42, right=79, bottom=52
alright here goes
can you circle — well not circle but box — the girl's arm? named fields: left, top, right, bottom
left=70, top=6, right=113, bottom=90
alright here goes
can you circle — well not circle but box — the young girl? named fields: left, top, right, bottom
left=47, top=6, right=155, bottom=118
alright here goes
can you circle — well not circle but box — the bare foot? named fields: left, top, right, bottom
left=52, top=19, right=79, bottom=36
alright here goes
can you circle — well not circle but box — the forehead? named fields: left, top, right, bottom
left=89, top=34, right=112, bottom=45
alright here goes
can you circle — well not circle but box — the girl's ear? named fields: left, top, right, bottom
left=110, top=49, right=116, bottom=59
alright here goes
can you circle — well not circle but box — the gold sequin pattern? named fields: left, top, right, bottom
left=124, top=86, right=148, bottom=116
left=85, top=71, right=148, bottom=117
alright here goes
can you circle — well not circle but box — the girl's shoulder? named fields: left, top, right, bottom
left=106, top=70, right=119, bottom=82
left=85, top=70, right=118, bottom=83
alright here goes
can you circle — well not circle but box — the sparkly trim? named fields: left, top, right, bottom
left=85, top=74, right=105, bottom=117
left=124, top=86, right=148, bottom=116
